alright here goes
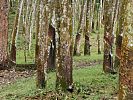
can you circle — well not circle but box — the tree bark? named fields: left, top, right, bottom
left=0, top=0, right=8, bottom=68
left=96, top=0, right=102, bottom=54
left=73, top=0, right=85, bottom=56
left=119, top=0, right=133, bottom=99
left=84, top=0, right=91, bottom=55
left=56, top=0, right=73, bottom=91
left=36, top=0, right=50, bottom=89
left=10, top=10, right=19, bottom=65
left=114, top=0, right=122, bottom=70
left=103, top=0, right=114, bottom=73
left=10, top=0, right=24, bottom=65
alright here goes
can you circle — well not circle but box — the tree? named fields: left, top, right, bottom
left=84, top=0, right=91, bottom=55
left=0, top=0, right=8, bottom=68
left=10, top=0, right=24, bottom=65
left=73, top=0, right=86, bottom=56
left=96, top=0, right=102, bottom=54
left=114, top=0, right=122, bottom=70
left=119, top=0, right=133, bottom=99
left=103, top=0, right=114, bottom=73
left=36, top=0, right=50, bottom=89
left=56, top=0, right=73, bottom=91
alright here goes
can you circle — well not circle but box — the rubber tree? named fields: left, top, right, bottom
left=103, top=0, right=114, bottom=73
left=36, top=0, right=50, bottom=89
left=56, top=0, right=73, bottom=91
left=84, top=0, right=91, bottom=55
left=0, top=0, right=8, bottom=68
left=119, top=0, right=133, bottom=99
left=73, top=0, right=85, bottom=56
left=114, top=0, right=122, bottom=70
left=10, top=0, right=24, bottom=65
left=96, top=0, right=102, bottom=54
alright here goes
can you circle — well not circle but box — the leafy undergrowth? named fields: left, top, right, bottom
left=0, top=65, right=118, bottom=100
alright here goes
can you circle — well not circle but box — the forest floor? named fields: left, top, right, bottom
left=0, top=54, right=118, bottom=100
left=0, top=69, right=35, bottom=86
left=0, top=57, right=102, bottom=87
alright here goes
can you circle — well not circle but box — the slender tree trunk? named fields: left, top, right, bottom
left=29, top=0, right=37, bottom=51
left=74, top=34, right=81, bottom=56
left=10, top=0, right=24, bottom=65
left=0, top=0, right=8, bottom=68
left=97, top=15, right=101, bottom=54
left=56, top=0, right=73, bottom=91
left=35, top=0, right=40, bottom=69
left=91, top=0, right=96, bottom=33
left=10, top=12, right=18, bottom=65
left=103, top=0, right=114, bottom=73
left=73, top=0, right=85, bottom=56
left=97, top=0, right=102, bottom=54
left=96, top=2, right=101, bottom=54
left=119, top=0, right=133, bottom=99
left=36, top=0, right=50, bottom=89
left=84, top=0, right=91, bottom=55
left=114, top=0, right=122, bottom=70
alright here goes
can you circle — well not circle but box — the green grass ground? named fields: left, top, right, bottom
left=0, top=64, right=118, bottom=100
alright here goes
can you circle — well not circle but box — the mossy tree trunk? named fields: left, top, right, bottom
left=36, top=0, right=50, bottom=89
left=0, top=0, right=8, bottom=68
left=74, top=0, right=85, bottom=56
left=56, top=0, right=73, bottom=91
left=114, top=0, right=122, bottom=70
left=119, top=0, right=133, bottom=99
left=103, top=0, right=114, bottom=73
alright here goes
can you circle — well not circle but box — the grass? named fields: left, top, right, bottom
left=0, top=65, right=118, bottom=100
left=74, top=52, right=103, bottom=62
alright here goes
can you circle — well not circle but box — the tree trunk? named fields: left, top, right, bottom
left=10, top=11, right=19, bottom=65
left=47, top=25, right=56, bottom=70
left=119, top=0, right=133, bottom=99
left=73, top=0, right=85, bottom=56
left=10, top=0, right=24, bottom=65
left=91, top=0, right=96, bottom=33
left=96, top=0, right=102, bottom=54
left=56, top=0, right=73, bottom=91
left=119, top=36, right=133, bottom=100
left=114, top=0, right=122, bottom=70
left=84, top=0, right=91, bottom=55
left=36, top=0, right=50, bottom=89
left=0, top=0, right=8, bottom=68
left=103, top=0, right=114, bottom=73
left=74, top=33, right=81, bottom=56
